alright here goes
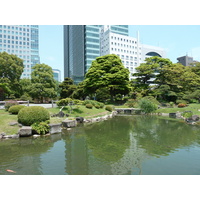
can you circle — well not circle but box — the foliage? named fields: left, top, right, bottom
left=59, top=77, right=77, bottom=99
left=83, top=54, right=130, bottom=102
left=182, top=112, right=193, bottom=118
left=18, top=106, right=50, bottom=126
left=95, top=105, right=100, bottom=109
left=142, top=96, right=160, bottom=105
left=125, top=99, right=138, bottom=108
left=85, top=104, right=93, bottom=109
left=20, top=93, right=33, bottom=102
left=5, top=100, right=19, bottom=111
left=139, top=98, right=157, bottom=114
left=105, top=105, right=113, bottom=112
left=8, top=105, right=26, bottom=114
left=177, top=103, right=187, bottom=108
left=30, top=64, right=57, bottom=102
left=31, top=121, right=50, bottom=135
left=56, top=98, right=73, bottom=106
left=0, top=52, right=24, bottom=98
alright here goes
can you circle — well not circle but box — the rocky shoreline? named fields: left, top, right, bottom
left=0, top=111, right=118, bottom=140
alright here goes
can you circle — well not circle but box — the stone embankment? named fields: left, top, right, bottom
left=0, top=111, right=117, bottom=139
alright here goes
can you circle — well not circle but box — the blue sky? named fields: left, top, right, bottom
left=39, top=25, right=200, bottom=81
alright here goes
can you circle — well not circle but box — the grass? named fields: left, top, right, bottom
left=155, top=103, right=200, bottom=115
left=0, top=109, right=19, bottom=135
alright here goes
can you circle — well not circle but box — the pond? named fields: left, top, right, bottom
left=1, top=115, right=200, bottom=175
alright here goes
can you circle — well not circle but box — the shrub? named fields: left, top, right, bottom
left=176, top=99, right=188, bottom=104
left=56, top=98, right=73, bottom=106
left=139, top=98, right=157, bottom=114
left=182, top=111, right=193, bottom=118
left=178, top=103, right=186, bottom=108
left=8, top=105, right=26, bottom=114
left=85, top=104, right=93, bottom=109
left=5, top=100, right=19, bottom=111
left=125, top=99, right=137, bottom=108
left=99, top=102, right=104, bottom=108
left=31, top=121, right=50, bottom=135
left=95, top=105, right=100, bottom=109
left=18, top=106, right=50, bottom=126
left=105, top=105, right=113, bottom=112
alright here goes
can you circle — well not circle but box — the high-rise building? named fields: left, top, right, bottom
left=177, top=55, right=196, bottom=66
left=100, top=26, right=166, bottom=79
left=53, top=69, right=61, bottom=82
left=64, top=25, right=129, bottom=84
left=0, top=25, right=40, bottom=79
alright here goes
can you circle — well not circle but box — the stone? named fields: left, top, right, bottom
left=18, top=126, right=32, bottom=137
left=191, top=115, right=199, bottom=121
left=169, top=113, right=176, bottom=118
left=62, top=119, right=77, bottom=128
left=58, top=111, right=65, bottom=118
left=76, top=117, right=84, bottom=123
left=9, top=122, right=18, bottom=126
left=49, top=123, right=62, bottom=134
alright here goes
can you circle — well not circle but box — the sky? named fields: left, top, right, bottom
left=39, top=25, right=200, bottom=81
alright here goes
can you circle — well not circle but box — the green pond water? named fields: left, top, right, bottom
left=1, top=115, right=200, bottom=175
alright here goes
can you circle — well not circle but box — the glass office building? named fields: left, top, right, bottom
left=64, top=25, right=128, bottom=84
left=0, top=25, right=40, bottom=79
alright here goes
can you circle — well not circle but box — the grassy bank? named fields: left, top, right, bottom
left=155, top=104, right=200, bottom=115
left=0, top=105, right=112, bottom=135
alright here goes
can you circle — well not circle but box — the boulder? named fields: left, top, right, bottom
left=58, top=111, right=65, bottom=118
left=76, top=117, right=84, bottom=123
left=18, top=126, right=32, bottom=137
left=62, top=119, right=77, bottom=128
left=191, top=115, right=199, bottom=121
left=49, top=123, right=62, bottom=134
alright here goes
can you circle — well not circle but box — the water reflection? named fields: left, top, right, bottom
left=1, top=116, right=200, bottom=175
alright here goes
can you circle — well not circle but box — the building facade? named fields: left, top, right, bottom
left=177, top=55, right=195, bottom=66
left=53, top=69, right=61, bottom=82
left=100, top=26, right=166, bottom=79
left=63, top=25, right=129, bottom=84
left=0, top=25, right=40, bottom=79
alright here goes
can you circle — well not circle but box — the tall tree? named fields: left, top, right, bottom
left=59, top=77, right=77, bottom=99
left=83, top=54, right=130, bottom=102
left=0, top=51, right=24, bottom=98
left=30, top=64, right=56, bottom=102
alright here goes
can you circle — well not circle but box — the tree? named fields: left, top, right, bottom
left=30, top=64, right=56, bottom=103
left=83, top=54, right=130, bottom=102
left=59, top=77, right=77, bottom=99
left=0, top=51, right=24, bottom=98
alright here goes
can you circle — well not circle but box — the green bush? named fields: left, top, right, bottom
left=31, top=121, right=50, bottom=135
left=95, top=105, right=100, bottom=109
left=5, top=100, right=19, bottom=111
left=176, top=99, right=188, bottom=104
left=8, top=105, right=26, bottom=114
left=85, top=104, right=93, bottom=109
left=139, top=98, right=157, bottom=114
left=105, top=105, right=113, bottom=112
left=182, top=112, right=193, bottom=118
left=125, top=99, right=138, bottom=108
left=56, top=98, right=73, bottom=106
left=18, top=106, right=50, bottom=126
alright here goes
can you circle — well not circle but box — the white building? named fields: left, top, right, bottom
left=100, top=25, right=166, bottom=79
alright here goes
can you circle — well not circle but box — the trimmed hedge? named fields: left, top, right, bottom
left=85, top=104, right=93, bottom=109
left=105, top=105, right=113, bottom=112
left=8, top=105, right=26, bottom=114
left=5, top=100, right=19, bottom=111
left=18, top=106, right=50, bottom=126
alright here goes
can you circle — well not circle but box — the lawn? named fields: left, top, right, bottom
left=155, top=103, right=200, bottom=115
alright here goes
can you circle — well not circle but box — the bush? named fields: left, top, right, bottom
left=178, top=103, right=186, bottom=108
left=18, top=106, right=50, bottom=126
left=8, top=105, right=26, bottom=114
left=95, top=105, right=100, bottom=109
left=5, top=100, right=19, bottom=111
left=176, top=99, right=188, bottom=104
left=56, top=98, right=73, bottom=106
left=31, top=121, right=50, bottom=135
left=85, top=104, right=93, bottom=109
left=105, top=105, right=113, bottom=112
left=125, top=99, right=137, bottom=108
left=139, top=98, right=157, bottom=114
left=182, top=111, right=193, bottom=118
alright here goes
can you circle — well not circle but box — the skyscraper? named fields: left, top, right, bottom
left=63, top=25, right=129, bottom=84
left=0, top=25, right=40, bottom=79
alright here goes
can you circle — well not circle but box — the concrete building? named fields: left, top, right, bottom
left=100, top=26, right=166, bottom=79
left=177, top=55, right=196, bottom=66
left=63, top=25, right=129, bottom=84
left=0, top=25, right=40, bottom=79
left=53, top=69, right=61, bottom=82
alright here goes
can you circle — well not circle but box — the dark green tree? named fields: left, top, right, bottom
left=83, top=54, right=130, bottom=102
left=59, top=77, right=77, bottom=99
left=0, top=51, right=24, bottom=98
left=30, top=64, right=56, bottom=103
